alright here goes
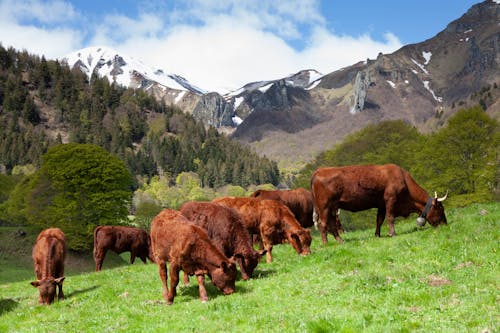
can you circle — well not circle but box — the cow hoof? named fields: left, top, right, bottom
left=166, top=301, right=173, bottom=306
left=335, top=237, right=344, bottom=244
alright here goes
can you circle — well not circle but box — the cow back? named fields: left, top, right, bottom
left=33, top=228, right=66, bottom=280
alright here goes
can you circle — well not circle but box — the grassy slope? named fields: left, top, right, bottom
left=0, top=227, right=129, bottom=283
left=0, top=203, right=498, bottom=333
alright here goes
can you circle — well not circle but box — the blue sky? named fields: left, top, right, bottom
left=0, top=0, right=482, bottom=92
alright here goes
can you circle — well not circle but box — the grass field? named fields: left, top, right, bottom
left=0, top=202, right=498, bottom=332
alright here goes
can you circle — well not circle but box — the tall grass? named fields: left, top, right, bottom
left=0, top=203, right=498, bottom=332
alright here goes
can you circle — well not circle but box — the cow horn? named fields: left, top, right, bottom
left=437, top=190, right=449, bottom=202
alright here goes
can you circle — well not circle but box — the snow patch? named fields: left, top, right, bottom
left=422, top=51, right=432, bottom=65
left=306, top=79, right=321, bottom=90
left=232, top=115, right=243, bottom=126
left=405, top=80, right=409, bottom=84
left=307, top=70, right=323, bottom=84
left=464, top=29, right=473, bottom=33
left=234, top=97, right=244, bottom=109
left=411, top=69, right=419, bottom=75
left=411, top=58, right=429, bottom=74
left=258, top=83, right=273, bottom=93
left=386, top=80, right=396, bottom=88
left=174, top=91, right=186, bottom=104
left=423, top=81, right=443, bottom=102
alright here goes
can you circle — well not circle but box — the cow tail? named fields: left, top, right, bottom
left=93, top=226, right=101, bottom=258
left=310, top=173, right=319, bottom=230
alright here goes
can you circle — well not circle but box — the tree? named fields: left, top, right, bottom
left=418, top=106, right=498, bottom=195
left=24, top=143, right=133, bottom=251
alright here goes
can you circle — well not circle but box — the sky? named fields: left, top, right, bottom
left=0, top=0, right=483, bottom=93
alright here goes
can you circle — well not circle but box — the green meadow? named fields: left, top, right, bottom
left=0, top=202, right=498, bottom=332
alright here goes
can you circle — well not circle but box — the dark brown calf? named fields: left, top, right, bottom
left=213, top=197, right=312, bottom=263
left=180, top=201, right=265, bottom=280
left=31, top=228, right=66, bottom=305
left=93, top=225, right=154, bottom=271
left=150, top=209, right=237, bottom=304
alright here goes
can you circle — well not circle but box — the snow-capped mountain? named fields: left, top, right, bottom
left=225, top=69, right=323, bottom=98
left=62, top=46, right=206, bottom=95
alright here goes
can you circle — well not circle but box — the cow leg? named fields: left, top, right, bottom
left=94, top=249, right=106, bottom=272
left=387, top=214, right=396, bottom=237
left=139, top=255, right=147, bottom=264
left=183, top=271, right=190, bottom=285
left=57, top=283, right=64, bottom=300
left=157, top=260, right=170, bottom=304
left=167, top=263, right=181, bottom=305
left=318, top=208, right=330, bottom=244
left=130, top=252, right=136, bottom=264
left=375, top=208, right=386, bottom=237
left=196, top=274, right=209, bottom=303
left=260, top=228, right=274, bottom=263
left=327, top=207, right=343, bottom=243
left=334, top=210, right=344, bottom=235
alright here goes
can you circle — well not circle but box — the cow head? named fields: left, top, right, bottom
left=233, top=250, right=266, bottom=280
left=291, top=229, right=312, bottom=256
left=209, top=261, right=237, bottom=295
left=418, top=191, right=448, bottom=227
left=30, top=277, right=65, bottom=305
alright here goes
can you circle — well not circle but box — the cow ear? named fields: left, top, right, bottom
left=257, top=249, right=267, bottom=257
left=54, top=277, right=65, bottom=285
left=30, top=281, right=40, bottom=287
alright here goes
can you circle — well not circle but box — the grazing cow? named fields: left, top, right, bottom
left=31, top=228, right=66, bottom=305
left=150, top=209, right=237, bottom=304
left=213, top=197, right=312, bottom=263
left=93, top=226, right=154, bottom=271
left=180, top=201, right=265, bottom=280
left=311, top=164, right=448, bottom=244
left=251, top=188, right=315, bottom=228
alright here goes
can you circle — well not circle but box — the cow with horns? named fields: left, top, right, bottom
left=311, top=164, right=448, bottom=244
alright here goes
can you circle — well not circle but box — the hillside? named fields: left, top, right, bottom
left=0, top=46, right=279, bottom=187
left=0, top=202, right=498, bottom=332
left=230, top=0, right=500, bottom=169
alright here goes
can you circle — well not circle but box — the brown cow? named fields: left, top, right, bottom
left=180, top=201, right=265, bottom=280
left=93, top=226, right=154, bottom=271
left=311, top=164, right=448, bottom=244
left=251, top=188, right=315, bottom=228
left=213, top=196, right=312, bottom=263
left=150, top=209, right=237, bottom=304
left=31, top=228, right=66, bottom=305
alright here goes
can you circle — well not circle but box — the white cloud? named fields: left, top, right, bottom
left=0, top=0, right=82, bottom=57
left=0, top=0, right=403, bottom=93
left=3, top=0, right=77, bottom=24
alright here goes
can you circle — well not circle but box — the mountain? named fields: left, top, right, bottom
left=61, top=1, right=499, bottom=171
left=229, top=0, right=500, bottom=169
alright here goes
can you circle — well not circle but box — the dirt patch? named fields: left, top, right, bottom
left=425, top=274, right=452, bottom=287
left=454, top=261, right=474, bottom=270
